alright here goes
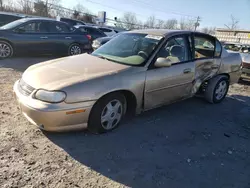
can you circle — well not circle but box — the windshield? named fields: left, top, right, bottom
left=92, top=33, right=163, bottom=66
left=0, top=19, right=26, bottom=30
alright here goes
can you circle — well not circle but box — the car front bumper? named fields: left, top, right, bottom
left=13, top=80, right=95, bottom=132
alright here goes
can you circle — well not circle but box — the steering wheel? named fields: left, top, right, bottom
left=138, top=51, right=148, bottom=59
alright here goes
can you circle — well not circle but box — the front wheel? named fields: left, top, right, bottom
left=68, top=43, right=82, bottom=56
left=88, top=93, right=126, bottom=134
left=204, top=75, right=229, bottom=103
left=0, top=41, right=13, bottom=59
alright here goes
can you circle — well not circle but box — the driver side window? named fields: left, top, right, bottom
left=157, top=36, right=189, bottom=64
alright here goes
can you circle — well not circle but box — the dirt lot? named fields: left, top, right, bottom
left=1, top=57, right=250, bottom=188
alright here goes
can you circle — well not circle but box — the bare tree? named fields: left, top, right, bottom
left=34, top=0, right=61, bottom=17
left=163, top=19, right=178, bottom=29
left=224, top=15, right=239, bottom=30
left=0, top=0, right=3, bottom=10
left=114, top=18, right=125, bottom=29
left=156, top=19, right=164, bottom=29
left=122, top=12, right=138, bottom=30
left=179, top=18, right=195, bottom=30
left=73, top=3, right=88, bottom=15
left=18, top=0, right=33, bottom=14
left=201, top=27, right=216, bottom=35
left=145, top=15, right=156, bottom=28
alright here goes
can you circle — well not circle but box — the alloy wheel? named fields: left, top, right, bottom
left=0, top=43, right=11, bottom=58
left=215, top=80, right=228, bottom=100
left=101, top=99, right=123, bottom=130
left=70, top=45, right=81, bottom=55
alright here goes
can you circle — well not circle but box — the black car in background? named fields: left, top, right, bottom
left=0, top=18, right=92, bottom=59
left=74, top=25, right=107, bottom=42
left=92, top=32, right=123, bottom=50
left=0, top=11, right=27, bottom=26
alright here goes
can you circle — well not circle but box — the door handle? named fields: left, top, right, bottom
left=65, top=37, right=72, bottom=39
left=40, top=36, right=48, bottom=39
left=183, top=68, right=191, bottom=74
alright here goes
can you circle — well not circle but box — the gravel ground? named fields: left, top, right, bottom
left=1, top=57, right=250, bottom=188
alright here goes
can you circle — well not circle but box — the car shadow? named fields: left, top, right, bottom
left=45, top=95, right=250, bottom=188
left=0, top=55, right=60, bottom=72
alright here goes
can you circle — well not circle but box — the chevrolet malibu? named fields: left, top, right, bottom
left=13, top=30, right=242, bottom=134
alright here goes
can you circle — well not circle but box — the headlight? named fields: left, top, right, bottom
left=34, top=90, right=66, bottom=103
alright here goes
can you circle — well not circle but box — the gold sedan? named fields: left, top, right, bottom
left=13, top=30, right=242, bottom=134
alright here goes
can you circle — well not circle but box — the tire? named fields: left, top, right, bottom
left=0, top=41, right=13, bottom=59
left=88, top=93, right=127, bottom=134
left=204, top=75, right=229, bottom=104
left=68, top=43, right=82, bottom=56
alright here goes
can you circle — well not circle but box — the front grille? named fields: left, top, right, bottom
left=18, top=79, right=35, bottom=96
left=242, top=62, right=250, bottom=69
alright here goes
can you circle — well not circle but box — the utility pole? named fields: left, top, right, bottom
left=194, top=16, right=201, bottom=31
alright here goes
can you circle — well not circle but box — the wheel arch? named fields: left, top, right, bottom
left=91, top=90, right=137, bottom=117
left=216, top=73, right=230, bottom=80
left=0, top=39, right=13, bottom=45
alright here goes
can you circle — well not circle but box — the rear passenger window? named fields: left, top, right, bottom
left=49, top=22, right=70, bottom=33
left=194, top=36, right=215, bottom=59
left=87, top=28, right=105, bottom=35
left=99, top=28, right=112, bottom=33
left=215, top=40, right=222, bottom=57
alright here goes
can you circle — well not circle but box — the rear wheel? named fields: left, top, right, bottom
left=0, top=41, right=13, bottom=59
left=88, top=93, right=126, bottom=134
left=68, top=43, right=82, bottom=56
left=204, top=75, right=229, bottom=103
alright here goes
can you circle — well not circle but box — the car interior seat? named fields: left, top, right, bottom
left=167, top=45, right=184, bottom=63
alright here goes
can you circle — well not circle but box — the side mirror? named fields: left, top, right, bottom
left=154, top=57, right=172, bottom=68
left=243, top=49, right=249, bottom=53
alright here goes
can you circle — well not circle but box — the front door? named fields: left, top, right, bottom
left=13, top=20, right=50, bottom=54
left=144, top=35, right=195, bottom=110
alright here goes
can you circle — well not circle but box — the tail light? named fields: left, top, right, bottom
left=86, top=35, right=92, bottom=41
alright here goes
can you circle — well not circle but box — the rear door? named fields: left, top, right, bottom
left=46, top=21, right=75, bottom=54
left=191, top=33, right=220, bottom=90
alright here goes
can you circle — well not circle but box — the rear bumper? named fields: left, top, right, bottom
left=13, top=80, right=95, bottom=132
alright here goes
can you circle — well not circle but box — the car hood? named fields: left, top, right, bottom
left=22, top=53, right=130, bottom=90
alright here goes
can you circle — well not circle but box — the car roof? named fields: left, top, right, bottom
left=127, top=29, right=214, bottom=37
left=18, top=17, right=57, bottom=22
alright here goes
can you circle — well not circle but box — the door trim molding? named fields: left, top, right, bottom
left=146, top=81, right=193, bottom=93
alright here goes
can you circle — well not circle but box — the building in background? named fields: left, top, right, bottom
left=215, top=28, right=250, bottom=44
